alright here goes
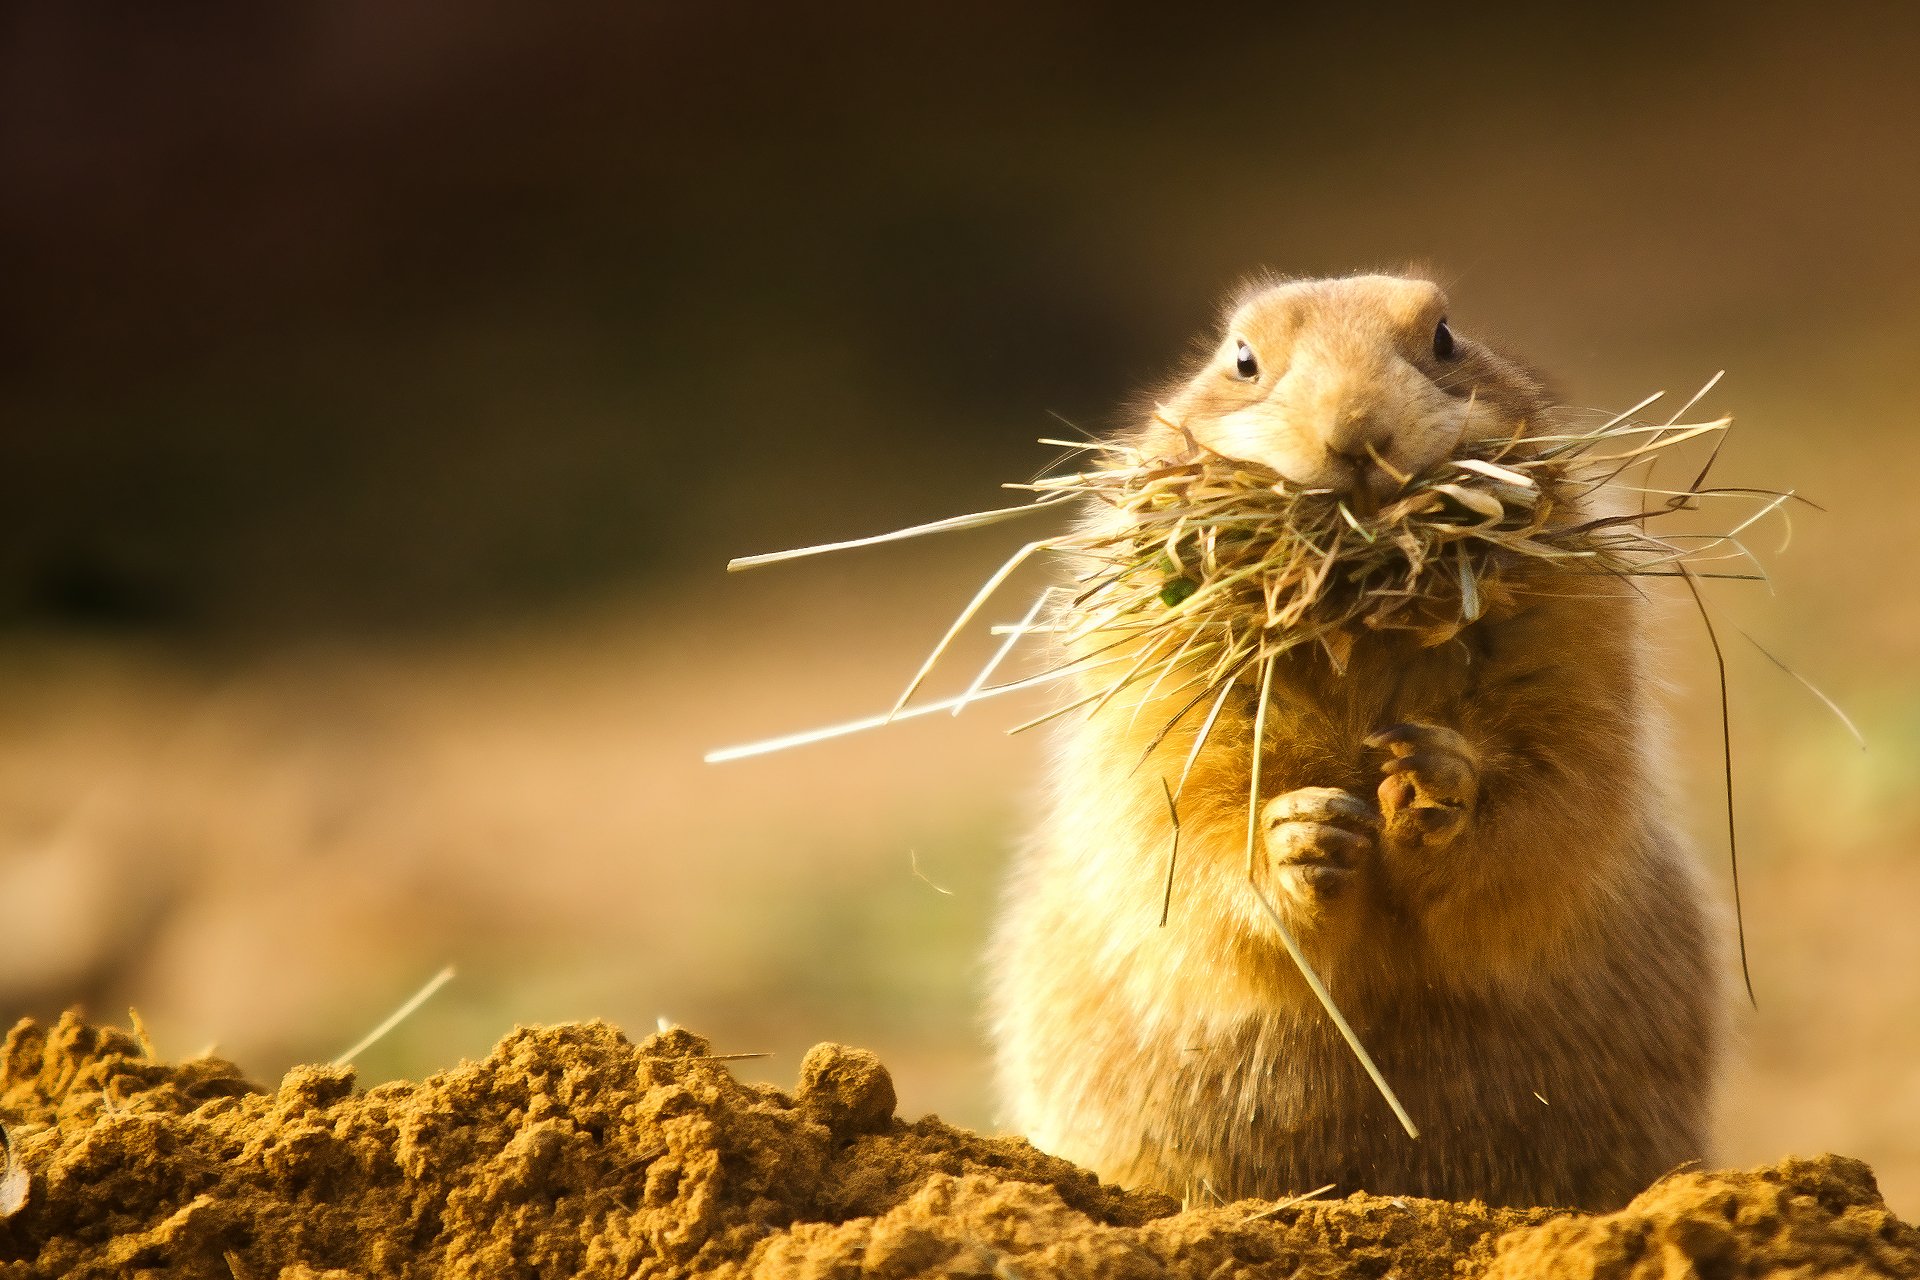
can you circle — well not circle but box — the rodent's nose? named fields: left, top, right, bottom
left=1324, top=438, right=1404, bottom=514
left=1320, top=406, right=1403, bottom=507
left=1324, top=407, right=1388, bottom=464
left=1326, top=444, right=1372, bottom=472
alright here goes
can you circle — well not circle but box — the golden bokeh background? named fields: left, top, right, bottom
left=4, top=3, right=1917, bottom=1212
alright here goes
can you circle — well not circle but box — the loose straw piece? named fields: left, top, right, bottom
left=1676, top=565, right=1756, bottom=1011
left=1244, top=655, right=1277, bottom=879
left=727, top=497, right=1068, bottom=571
left=1175, top=674, right=1240, bottom=801
left=889, top=539, right=1047, bottom=718
left=1158, top=777, right=1181, bottom=927
left=954, top=586, right=1060, bottom=716
left=1243, top=1181, right=1339, bottom=1223
left=705, top=660, right=1111, bottom=763
left=1246, top=885, right=1419, bottom=1139
left=333, top=965, right=457, bottom=1067
left=1243, top=654, right=1419, bottom=1140
left=1740, top=631, right=1865, bottom=749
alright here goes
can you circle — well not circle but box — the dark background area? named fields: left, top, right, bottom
left=3, top=0, right=1918, bottom=1214
left=9, top=4, right=1914, bottom=631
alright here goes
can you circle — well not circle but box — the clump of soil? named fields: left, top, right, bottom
left=0, top=1013, right=1911, bottom=1279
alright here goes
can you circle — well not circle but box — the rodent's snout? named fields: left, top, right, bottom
left=1325, top=448, right=1407, bottom=515
left=1320, top=408, right=1410, bottom=513
left=1188, top=393, right=1429, bottom=509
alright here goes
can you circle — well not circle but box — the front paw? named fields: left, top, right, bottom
left=1365, top=723, right=1479, bottom=848
left=1262, top=786, right=1378, bottom=903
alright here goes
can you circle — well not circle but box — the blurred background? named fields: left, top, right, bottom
left=4, top=1, right=1918, bottom=1212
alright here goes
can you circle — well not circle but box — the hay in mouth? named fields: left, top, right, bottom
left=712, top=383, right=1794, bottom=761
left=1011, top=400, right=1766, bottom=692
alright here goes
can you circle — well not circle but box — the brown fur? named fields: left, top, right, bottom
left=988, top=275, right=1720, bottom=1211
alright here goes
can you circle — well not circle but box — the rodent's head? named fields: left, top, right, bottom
left=1151, top=275, right=1553, bottom=509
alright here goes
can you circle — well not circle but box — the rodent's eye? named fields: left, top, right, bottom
left=1432, top=319, right=1457, bottom=360
left=1233, top=340, right=1259, bottom=380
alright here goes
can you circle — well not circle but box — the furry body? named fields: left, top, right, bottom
left=988, top=276, right=1720, bottom=1211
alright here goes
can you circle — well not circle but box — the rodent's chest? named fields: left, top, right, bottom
left=1271, top=634, right=1480, bottom=744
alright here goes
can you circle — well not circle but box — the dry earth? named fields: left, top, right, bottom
left=0, top=1013, right=1913, bottom=1279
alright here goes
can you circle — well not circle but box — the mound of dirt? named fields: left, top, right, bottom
left=0, top=1013, right=1911, bottom=1279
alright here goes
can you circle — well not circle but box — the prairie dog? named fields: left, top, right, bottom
left=988, top=274, right=1720, bottom=1211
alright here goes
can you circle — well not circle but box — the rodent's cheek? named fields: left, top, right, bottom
left=1448, top=399, right=1525, bottom=451
left=1193, top=406, right=1325, bottom=487
left=1406, top=400, right=1503, bottom=475
left=1399, top=411, right=1469, bottom=475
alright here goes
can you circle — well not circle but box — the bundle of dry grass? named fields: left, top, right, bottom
left=711, top=383, right=1796, bottom=765
left=999, top=400, right=1783, bottom=711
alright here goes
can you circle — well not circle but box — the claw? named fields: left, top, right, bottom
left=1261, top=787, right=1379, bottom=905
left=1265, top=786, right=1380, bottom=830
left=1368, top=723, right=1480, bottom=848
